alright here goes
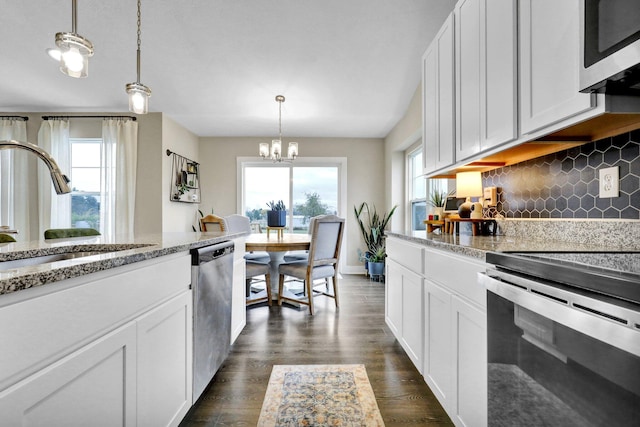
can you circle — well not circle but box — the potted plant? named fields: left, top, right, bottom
left=173, top=182, right=189, bottom=201
left=266, top=199, right=287, bottom=227
left=354, top=202, right=397, bottom=278
left=428, top=189, right=447, bottom=218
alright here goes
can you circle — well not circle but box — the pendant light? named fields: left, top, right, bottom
left=125, top=0, right=152, bottom=114
left=259, top=95, right=299, bottom=162
left=47, top=0, right=94, bottom=78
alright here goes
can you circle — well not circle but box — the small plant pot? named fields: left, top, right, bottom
left=367, top=261, right=385, bottom=277
left=267, top=210, right=287, bottom=227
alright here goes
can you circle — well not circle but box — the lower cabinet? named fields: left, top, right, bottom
left=0, top=321, right=138, bottom=426
left=0, top=253, right=193, bottom=427
left=386, top=236, right=487, bottom=427
left=386, top=259, right=424, bottom=374
left=231, top=237, right=247, bottom=344
left=450, top=295, right=487, bottom=427
left=137, top=291, right=193, bottom=427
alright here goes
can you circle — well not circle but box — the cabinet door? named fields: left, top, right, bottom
left=423, top=13, right=455, bottom=174
left=385, top=260, right=403, bottom=338
left=423, top=279, right=452, bottom=411
left=455, top=0, right=482, bottom=161
left=400, top=265, right=424, bottom=373
left=0, top=322, right=137, bottom=426
left=137, top=291, right=193, bottom=427
left=451, top=295, right=487, bottom=427
left=231, top=239, right=247, bottom=344
left=481, top=0, right=518, bottom=151
left=519, top=0, right=595, bottom=135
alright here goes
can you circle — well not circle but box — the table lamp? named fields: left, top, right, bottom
left=456, top=171, right=483, bottom=218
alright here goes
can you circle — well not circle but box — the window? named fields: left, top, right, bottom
left=408, top=147, right=426, bottom=231
left=241, top=158, right=345, bottom=234
left=70, top=138, right=101, bottom=229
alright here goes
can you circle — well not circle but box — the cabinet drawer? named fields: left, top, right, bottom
left=386, top=238, right=424, bottom=275
left=0, top=253, right=191, bottom=391
left=424, top=248, right=486, bottom=308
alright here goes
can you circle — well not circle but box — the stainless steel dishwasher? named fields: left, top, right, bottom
left=191, top=240, right=235, bottom=402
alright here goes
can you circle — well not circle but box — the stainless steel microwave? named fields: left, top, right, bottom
left=580, top=0, right=640, bottom=94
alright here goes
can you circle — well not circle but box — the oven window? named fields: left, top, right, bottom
left=585, top=0, right=640, bottom=66
left=487, top=291, right=640, bottom=426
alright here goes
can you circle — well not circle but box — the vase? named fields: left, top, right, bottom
left=267, top=210, right=286, bottom=227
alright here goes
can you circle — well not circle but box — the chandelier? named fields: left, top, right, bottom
left=125, top=0, right=152, bottom=114
left=46, top=0, right=94, bottom=78
left=259, top=95, right=298, bottom=162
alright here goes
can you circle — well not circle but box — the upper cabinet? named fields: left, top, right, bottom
left=423, top=0, right=618, bottom=177
left=519, top=0, right=595, bottom=135
left=455, top=0, right=518, bottom=162
left=423, top=13, right=455, bottom=173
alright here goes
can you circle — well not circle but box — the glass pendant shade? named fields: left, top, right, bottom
left=271, top=140, right=282, bottom=158
left=259, top=143, right=270, bottom=158
left=54, top=33, right=93, bottom=78
left=126, top=82, right=151, bottom=114
left=50, top=1, right=94, bottom=78
left=287, top=142, right=298, bottom=159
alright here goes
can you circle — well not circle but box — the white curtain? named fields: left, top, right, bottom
left=101, top=119, right=138, bottom=237
left=0, top=119, right=29, bottom=240
left=38, top=119, right=71, bottom=237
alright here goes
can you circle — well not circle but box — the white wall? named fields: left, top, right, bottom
left=162, top=115, right=200, bottom=232
left=384, top=84, right=423, bottom=233
left=198, top=136, right=385, bottom=272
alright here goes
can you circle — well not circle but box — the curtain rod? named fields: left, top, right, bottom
left=41, top=115, right=137, bottom=121
left=0, top=116, right=28, bottom=121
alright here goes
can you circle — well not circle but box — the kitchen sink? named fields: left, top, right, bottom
left=0, top=243, right=156, bottom=271
left=0, top=251, right=106, bottom=270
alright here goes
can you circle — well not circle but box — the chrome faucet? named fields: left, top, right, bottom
left=0, top=140, right=71, bottom=194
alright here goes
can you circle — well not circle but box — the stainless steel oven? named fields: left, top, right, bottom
left=480, top=252, right=640, bottom=426
left=580, top=0, right=640, bottom=94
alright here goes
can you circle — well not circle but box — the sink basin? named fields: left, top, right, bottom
left=0, top=251, right=105, bottom=271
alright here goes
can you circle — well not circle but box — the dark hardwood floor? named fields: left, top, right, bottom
left=180, top=274, right=453, bottom=426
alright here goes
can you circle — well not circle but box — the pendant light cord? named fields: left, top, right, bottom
left=136, top=0, right=142, bottom=83
left=71, top=0, right=78, bottom=33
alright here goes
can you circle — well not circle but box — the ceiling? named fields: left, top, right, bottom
left=1, top=0, right=455, bottom=138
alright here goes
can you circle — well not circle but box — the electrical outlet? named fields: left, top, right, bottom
left=599, top=166, right=619, bottom=198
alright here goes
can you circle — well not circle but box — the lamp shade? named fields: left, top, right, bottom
left=456, top=171, right=483, bottom=199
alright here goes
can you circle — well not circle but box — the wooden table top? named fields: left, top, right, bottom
left=245, top=233, right=311, bottom=252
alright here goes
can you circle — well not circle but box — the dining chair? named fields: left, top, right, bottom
left=200, top=214, right=225, bottom=232
left=223, top=214, right=272, bottom=306
left=283, top=215, right=320, bottom=262
left=44, top=228, right=101, bottom=239
left=277, top=215, right=345, bottom=315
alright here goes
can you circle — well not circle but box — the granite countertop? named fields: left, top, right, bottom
left=388, top=218, right=640, bottom=260
left=0, top=232, right=245, bottom=296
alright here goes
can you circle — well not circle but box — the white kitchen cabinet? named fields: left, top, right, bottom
left=450, top=295, right=487, bottom=427
left=0, top=321, right=137, bottom=426
left=519, top=0, right=596, bottom=135
left=386, top=259, right=424, bottom=373
left=0, top=253, right=193, bottom=426
left=231, top=237, right=247, bottom=344
left=455, top=0, right=518, bottom=162
left=137, top=291, right=193, bottom=427
left=423, top=278, right=453, bottom=409
left=385, top=259, right=403, bottom=338
left=423, top=246, right=487, bottom=427
left=423, top=13, right=455, bottom=174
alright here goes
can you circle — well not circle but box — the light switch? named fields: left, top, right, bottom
left=598, top=166, right=619, bottom=198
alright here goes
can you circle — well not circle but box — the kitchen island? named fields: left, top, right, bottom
left=0, top=231, right=246, bottom=427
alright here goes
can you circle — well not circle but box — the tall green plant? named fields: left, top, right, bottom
left=354, top=202, right=397, bottom=262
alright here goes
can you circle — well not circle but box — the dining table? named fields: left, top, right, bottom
left=244, top=233, right=311, bottom=301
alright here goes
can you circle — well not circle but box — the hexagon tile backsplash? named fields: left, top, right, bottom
left=483, top=129, right=640, bottom=219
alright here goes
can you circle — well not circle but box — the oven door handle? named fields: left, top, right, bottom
left=479, top=271, right=640, bottom=357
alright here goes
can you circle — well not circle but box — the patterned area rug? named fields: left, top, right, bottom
left=258, top=364, right=385, bottom=426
